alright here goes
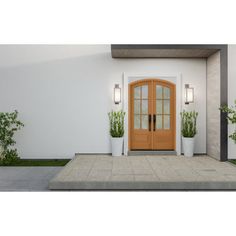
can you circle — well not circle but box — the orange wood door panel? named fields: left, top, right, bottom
left=129, top=80, right=153, bottom=150
left=152, top=80, right=175, bottom=150
left=129, top=79, right=176, bottom=151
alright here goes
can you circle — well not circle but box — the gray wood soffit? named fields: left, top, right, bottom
left=111, top=45, right=226, bottom=58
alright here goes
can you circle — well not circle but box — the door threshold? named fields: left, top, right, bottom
left=128, top=150, right=177, bottom=156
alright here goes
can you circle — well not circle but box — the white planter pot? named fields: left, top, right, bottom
left=111, top=137, right=123, bottom=157
left=182, top=137, right=195, bottom=157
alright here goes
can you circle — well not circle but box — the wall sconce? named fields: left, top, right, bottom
left=185, top=84, right=194, bottom=104
left=114, top=84, right=121, bottom=105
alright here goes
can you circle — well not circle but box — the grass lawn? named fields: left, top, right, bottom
left=0, top=159, right=71, bottom=166
left=229, top=160, right=236, bottom=165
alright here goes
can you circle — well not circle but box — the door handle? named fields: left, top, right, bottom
left=153, top=114, right=156, bottom=131
left=148, top=114, right=151, bottom=131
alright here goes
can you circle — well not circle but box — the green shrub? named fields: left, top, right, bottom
left=0, top=149, right=19, bottom=165
left=0, top=110, right=24, bottom=165
left=220, top=100, right=236, bottom=143
left=180, top=110, right=198, bottom=138
left=108, top=110, right=125, bottom=137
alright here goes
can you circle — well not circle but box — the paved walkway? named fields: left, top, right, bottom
left=49, top=155, right=236, bottom=190
left=0, top=167, right=62, bottom=191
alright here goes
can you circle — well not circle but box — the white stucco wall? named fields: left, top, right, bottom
left=228, top=45, right=236, bottom=159
left=0, top=45, right=206, bottom=158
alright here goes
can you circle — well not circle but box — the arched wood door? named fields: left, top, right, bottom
left=129, top=79, right=176, bottom=150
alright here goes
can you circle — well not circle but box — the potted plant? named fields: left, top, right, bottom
left=180, top=110, right=198, bottom=157
left=108, top=110, right=125, bottom=157
left=220, top=100, right=236, bottom=143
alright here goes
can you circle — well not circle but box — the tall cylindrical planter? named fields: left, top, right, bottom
left=182, top=137, right=195, bottom=157
left=111, top=137, right=123, bottom=157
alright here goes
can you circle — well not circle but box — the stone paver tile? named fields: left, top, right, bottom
left=72, top=162, right=94, bottom=168
left=72, top=160, right=94, bottom=168
left=113, top=166, right=131, bottom=171
left=99, top=158, right=113, bottom=162
left=55, top=167, right=77, bottom=176
left=74, top=158, right=95, bottom=163
left=75, top=155, right=97, bottom=160
left=111, top=175, right=134, bottom=181
left=130, top=159, right=149, bottom=164
left=184, top=164, right=211, bottom=170
left=72, top=167, right=92, bottom=171
left=134, top=175, right=159, bottom=181
left=113, top=161, right=132, bottom=169
left=215, top=168, right=236, bottom=175
left=148, top=158, right=171, bottom=166
left=61, top=169, right=90, bottom=181
left=92, top=161, right=112, bottom=170
left=149, top=162, right=169, bottom=168
left=154, top=168, right=182, bottom=181
left=133, top=168, right=154, bottom=175
left=131, top=165, right=151, bottom=170
left=112, top=158, right=130, bottom=162
left=112, top=168, right=133, bottom=175
left=130, top=160, right=149, bottom=165
left=224, top=174, right=236, bottom=181
left=95, top=155, right=113, bottom=160
left=128, top=156, right=149, bottom=160
left=112, top=165, right=132, bottom=170
left=113, top=157, right=130, bottom=162
left=87, top=170, right=111, bottom=181
left=196, top=170, right=229, bottom=181
left=174, top=169, right=202, bottom=181
left=130, top=162, right=150, bottom=169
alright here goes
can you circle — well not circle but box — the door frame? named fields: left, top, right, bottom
left=122, top=73, right=182, bottom=156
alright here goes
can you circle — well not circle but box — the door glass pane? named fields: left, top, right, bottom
left=134, top=115, right=140, bottom=129
left=141, top=115, right=148, bottom=129
left=134, top=86, right=141, bottom=99
left=163, top=87, right=170, bottom=99
left=134, top=100, right=140, bottom=114
left=141, top=100, right=148, bottom=114
left=142, top=85, right=148, bottom=99
left=156, top=85, right=162, bottom=99
left=164, top=100, right=170, bottom=114
left=164, top=115, right=170, bottom=129
left=156, top=115, right=162, bottom=129
left=156, top=100, right=162, bottom=114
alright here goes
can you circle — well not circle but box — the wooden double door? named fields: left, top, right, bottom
left=129, top=79, right=176, bottom=150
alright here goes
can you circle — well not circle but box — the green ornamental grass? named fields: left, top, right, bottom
left=108, top=110, right=125, bottom=137
left=180, top=110, right=198, bottom=138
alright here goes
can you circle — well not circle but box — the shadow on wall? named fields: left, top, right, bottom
left=0, top=52, right=126, bottom=158
left=0, top=51, right=207, bottom=158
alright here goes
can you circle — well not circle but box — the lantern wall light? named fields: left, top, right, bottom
left=114, top=84, right=121, bottom=105
left=185, top=84, right=194, bottom=105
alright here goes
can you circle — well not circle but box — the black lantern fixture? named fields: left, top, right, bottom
left=185, top=84, right=194, bottom=104
left=114, top=84, right=121, bottom=104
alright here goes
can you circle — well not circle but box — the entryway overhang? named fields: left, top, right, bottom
left=111, top=44, right=224, bottom=58
left=111, top=44, right=228, bottom=161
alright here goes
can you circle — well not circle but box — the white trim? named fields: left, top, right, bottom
left=122, top=73, right=182, bottom=156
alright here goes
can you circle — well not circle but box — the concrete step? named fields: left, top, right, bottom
left=128, top=150, right=177, bottom=156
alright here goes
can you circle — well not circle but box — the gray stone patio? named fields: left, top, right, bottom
left=49, top=155, right=236, bottom=190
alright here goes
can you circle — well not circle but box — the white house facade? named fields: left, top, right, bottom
left=0, top=44, right=235, bottom=160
